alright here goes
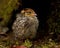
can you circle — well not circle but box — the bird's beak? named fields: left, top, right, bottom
left=32, top=13, right=37, bottom=16
left=34, top=14, right=37, bottom=16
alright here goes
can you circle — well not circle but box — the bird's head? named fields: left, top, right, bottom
left=20, top=8, right=37, bottom=17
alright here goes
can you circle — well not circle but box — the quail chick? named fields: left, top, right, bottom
left=12, top=8, right=39, bottom=40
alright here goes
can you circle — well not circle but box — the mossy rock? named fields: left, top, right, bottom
left=0, top=0, right=21, bottom=26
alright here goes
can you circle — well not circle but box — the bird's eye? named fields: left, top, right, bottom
left=28, top=12, right=31, bottom=13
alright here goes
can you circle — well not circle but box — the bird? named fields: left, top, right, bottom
left=12, top=8, right=39, bottom=40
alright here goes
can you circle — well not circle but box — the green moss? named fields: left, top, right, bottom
left=0, top=0, right=21, bottom=26
left=22, top=39, right=32, bottom=48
